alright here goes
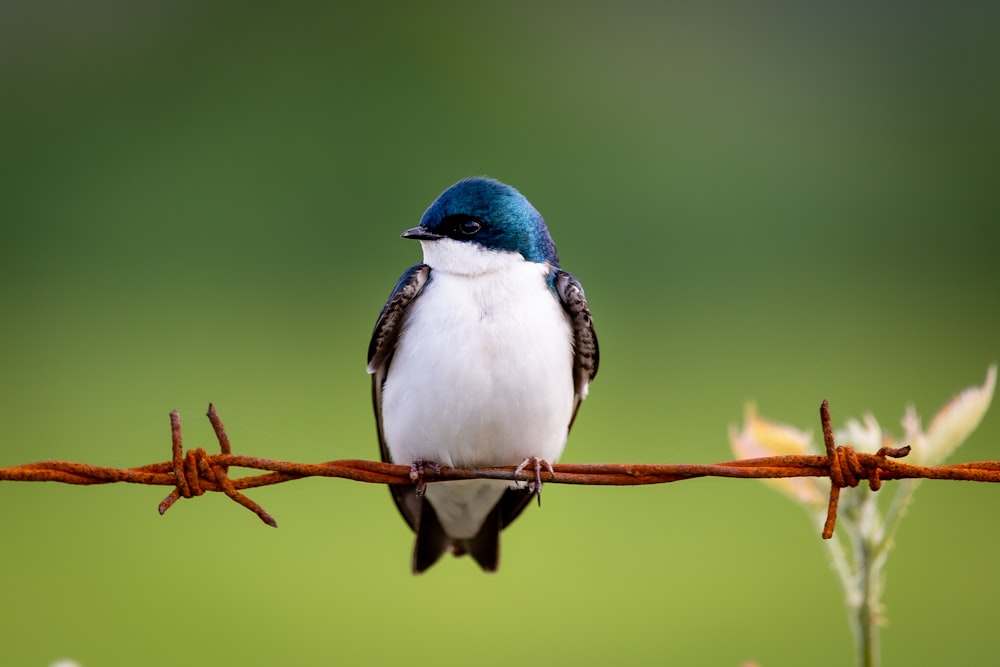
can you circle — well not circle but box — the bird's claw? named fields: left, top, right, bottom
left=409, top=459, right=442, bottom=497
left=514, top=457, right=554, bottom=506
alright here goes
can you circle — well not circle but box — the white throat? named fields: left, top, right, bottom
left=420, top=238, right=529, bottom=276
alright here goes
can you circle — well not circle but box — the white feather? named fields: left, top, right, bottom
left=380, top=239, right=575, bottom=538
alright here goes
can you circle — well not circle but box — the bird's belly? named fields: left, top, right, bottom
left=424, top=479, right=510, bottom=539
left=381, top=271, right=575, bottom=470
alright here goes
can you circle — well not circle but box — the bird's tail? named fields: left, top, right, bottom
left=412, top=498, right=502, bottom=574
left=410, top=488, right=535, bottom=574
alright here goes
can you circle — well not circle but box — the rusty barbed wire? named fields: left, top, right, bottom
left=3, top=401, right=1000, bottom=536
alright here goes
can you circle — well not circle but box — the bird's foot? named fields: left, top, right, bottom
left=409, top=459, right=442, bottom=497
left=514, top=457, right=555, bottom=506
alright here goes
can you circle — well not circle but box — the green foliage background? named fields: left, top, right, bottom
left=1, top=2, right=997, bottom=665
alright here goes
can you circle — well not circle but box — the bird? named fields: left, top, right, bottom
left=367, top=176, right=598, bottom=573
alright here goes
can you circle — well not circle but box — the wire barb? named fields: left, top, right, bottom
left=155, top=406, right=277, bottom=526
left=818, top=400, right=913, bottom=538
left=2, top=402, right=999, bottom=536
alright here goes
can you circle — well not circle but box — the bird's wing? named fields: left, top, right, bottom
left=367, top=263, right=432, bottom=382
left=553, top=269, right=600, bottom=430
left=367, top=263, right=431, bottom=532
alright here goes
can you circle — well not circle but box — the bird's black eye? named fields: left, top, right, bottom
left=458, top=219, right=481, bottom=235
left=439, top=214, right=483, bottom=239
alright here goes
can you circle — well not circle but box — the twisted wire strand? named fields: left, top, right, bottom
left=3, top=402, right=998, bottom=535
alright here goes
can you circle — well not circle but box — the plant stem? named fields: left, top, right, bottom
left=855, top=533, right=881, bottom=667
left=828, top=490, right=885, bottom=667
left=850, top=491, right=886, bottom=667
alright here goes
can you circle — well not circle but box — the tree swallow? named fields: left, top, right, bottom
left=367, top=177, right=598, bottom=573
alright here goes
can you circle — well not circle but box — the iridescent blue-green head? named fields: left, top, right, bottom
left=402, top=177, right=560, bottom=267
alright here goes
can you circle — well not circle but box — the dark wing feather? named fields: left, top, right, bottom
left=367, top=263, right=432, bottom=382
left=553, top=269, right=599, bottom=430
left=367, top=264, right=431, bottom=533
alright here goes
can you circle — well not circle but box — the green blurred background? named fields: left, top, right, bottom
left=2, top=2, right=997, bottom=665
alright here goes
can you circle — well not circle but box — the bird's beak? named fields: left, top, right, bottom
left=401, top=226, right=444, bottom=241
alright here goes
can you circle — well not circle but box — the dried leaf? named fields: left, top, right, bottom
left=730, top=404, right=826, bottom=506
left=911, top=364, right=997, bottom=466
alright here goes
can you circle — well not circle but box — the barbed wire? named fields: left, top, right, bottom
left=3, top=401, right=999, bottom=537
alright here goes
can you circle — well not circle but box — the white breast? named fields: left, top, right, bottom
left=380, top=240, right=576, bottom=538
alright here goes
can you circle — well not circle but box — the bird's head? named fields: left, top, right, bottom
left=403, top=177, right=559, bottom=274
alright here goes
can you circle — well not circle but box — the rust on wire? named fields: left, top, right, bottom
left=156, top=406, right=277, bottom=526
left=818, top=399, right=913, bottom=538
left=2, top=401, right=1000, bottom=537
